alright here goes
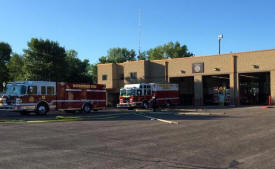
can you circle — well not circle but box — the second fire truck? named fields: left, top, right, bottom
left=117, top=83, right=179, bottom=109
left=0, top=81, right=106, bottom=115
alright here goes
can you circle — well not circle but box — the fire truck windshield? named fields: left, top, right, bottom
left=120, top=89, right=126, bottom=96
left=5, top=84, right=27, bottom=96
left=120, top=88, right=136, bottom=96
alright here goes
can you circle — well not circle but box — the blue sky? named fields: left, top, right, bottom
left=0, top=0, right=274, bottom=64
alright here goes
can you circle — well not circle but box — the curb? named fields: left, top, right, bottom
left=262, top=106, right=275, bottom=109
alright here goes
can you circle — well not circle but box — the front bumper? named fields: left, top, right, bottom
left=0, top=104, right=35, bottom=112
left=117, top=103, right=136, bottom=108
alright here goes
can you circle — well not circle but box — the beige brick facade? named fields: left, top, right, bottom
left=98, top=49, right=275, bottom=106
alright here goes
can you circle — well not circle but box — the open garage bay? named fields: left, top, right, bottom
left=239, top=72, right=270, bottom=105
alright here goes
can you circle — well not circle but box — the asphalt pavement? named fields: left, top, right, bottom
left=0, top=107, right=275, bottom=169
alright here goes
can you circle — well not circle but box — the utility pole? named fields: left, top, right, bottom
left=138, top=9, right=142, bottom=58
left=218, top=34, right=223, bottom=55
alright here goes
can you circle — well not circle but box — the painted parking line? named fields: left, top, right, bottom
left=177, top=112, right=226, bottom=116
left=134, top=113, right=178, bottom=124
left=0, top=111, right=187, bottom=124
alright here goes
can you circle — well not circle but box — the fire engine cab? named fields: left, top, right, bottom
left=117, top=83, right=179, bottom=109
left=0, top=81, right=106, bottom=115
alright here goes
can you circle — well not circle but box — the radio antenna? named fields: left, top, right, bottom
left=138, top=9, right=142, bottom=58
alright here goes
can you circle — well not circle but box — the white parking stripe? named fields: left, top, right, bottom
left=133, top=113, right=178, bottom=124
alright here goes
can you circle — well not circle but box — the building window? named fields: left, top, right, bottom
left=102, top=74, right=107, bottom=81
left=120, top=74, right=124, bottom=80
left=130, top=72, right=137, bottom=79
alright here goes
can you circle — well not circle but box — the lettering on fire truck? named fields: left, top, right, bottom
left=0, top=81, right=106, bottom=115
left=117, top=83, right=179, bottom=109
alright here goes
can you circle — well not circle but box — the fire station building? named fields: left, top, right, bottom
left=97, top=49, right=275, bottom=107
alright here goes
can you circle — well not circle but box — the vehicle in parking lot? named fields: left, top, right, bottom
left=117, top=83, right=179, bottom=109
left=0, top=81, right=106, bottom=115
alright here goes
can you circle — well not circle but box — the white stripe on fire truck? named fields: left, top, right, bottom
left=156, top=97, right=179, bottom=100
left=52, top=100, right=106, bottom=103
left=65, top=89, right=82, bottom=92
left=123, top=98, right=178, bottom=104
left=16, top=100, right=106, bottom=106
left=86, top=90, right=106, bottom=92
left=16, top=103, right=37, bottom=106
left=65, top=89, right=106, bottom=92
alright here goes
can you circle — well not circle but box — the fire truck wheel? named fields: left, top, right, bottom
left=36, top=103, right=49, bottom=115
left=143, top=101, right=149, bottom=109
left=82, top=103, right=91, bottom=113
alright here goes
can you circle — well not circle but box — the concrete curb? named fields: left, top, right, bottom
left=262, top=106, right=275, bottom=109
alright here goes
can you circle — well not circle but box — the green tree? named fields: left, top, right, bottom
left=137, top=51, right=147, bottom=60
left=147, top=46, right=165, bottom=60
left=99, top=48, right=136, bottom=63
left=7, top=53, right=25, bottom=81
left=23, top=38, right=68, bottom=81
left=0, top=42, right=12, bottom=91
left=148, top=41, right=193, bottom=60
left=98, top=56, right=107, bottom=64
left=0, top=42, right=12, bottom=64
left=65, top=49, right=93, bottom=83
left=88, top=64, right=98, bottom=83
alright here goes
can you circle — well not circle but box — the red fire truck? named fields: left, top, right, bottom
left=117, top=83, right=179, bottom=109
left=0, top=81, right=106, bottom=115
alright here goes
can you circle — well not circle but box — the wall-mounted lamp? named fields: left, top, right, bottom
left=213, top=68, right=220, bottom=71
left=181, top=70, right=186, bottom=74
left=253, top=65, right=259, bottom=69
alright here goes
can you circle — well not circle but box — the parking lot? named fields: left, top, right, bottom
left=1, top=107, right=275, bottom=169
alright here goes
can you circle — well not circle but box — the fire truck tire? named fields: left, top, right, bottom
left=36, top=102, right=49, bottom=115
left=143, top=101, right=149, bottom=109
left=82, top=103, right=92, bottom=113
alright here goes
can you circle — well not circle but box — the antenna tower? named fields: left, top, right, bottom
left=138, top=9, right=142, bottom=58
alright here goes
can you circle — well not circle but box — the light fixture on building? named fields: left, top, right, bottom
left=218, top=34, right=223, bottom=55
left=253, top=65, right=259, bottom=69
left=213, top=67, right=220, bottom=71
left=181, top=70, right=186, bottom=74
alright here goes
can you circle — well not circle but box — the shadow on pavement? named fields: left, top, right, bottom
left=0, top=109, right=230, bottom=124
